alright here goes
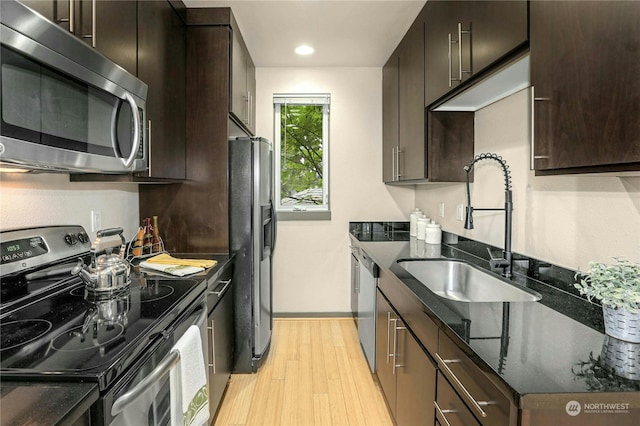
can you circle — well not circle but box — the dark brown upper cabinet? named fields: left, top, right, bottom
left=382, top=51, right=399, bottom=183
left=383, top=12, right=426, bottom=183
left=531, top=1, right=640, bottom=174
left=383, top=6, right=473, bottom=184
left=231, top=30, right=256, bottom=135
left=137, top=0, right=186, bottom=180
left=21, top=0, right=137, bottom=75
left=424, top=0, right=527, bottom=108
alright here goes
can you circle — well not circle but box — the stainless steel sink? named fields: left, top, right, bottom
left=398, top=259, right=541, bottom=303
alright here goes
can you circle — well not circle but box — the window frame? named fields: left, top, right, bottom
left=273, top=93, right=331, bottom=220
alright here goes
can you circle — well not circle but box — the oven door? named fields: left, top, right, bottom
left=104, top=301, right=208, bottom=426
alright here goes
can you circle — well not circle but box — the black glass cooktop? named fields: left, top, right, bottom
left=0, top=273, right=204, bottom=390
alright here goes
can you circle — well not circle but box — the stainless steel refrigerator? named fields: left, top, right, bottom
left=229, top=135, right=276, bottom=373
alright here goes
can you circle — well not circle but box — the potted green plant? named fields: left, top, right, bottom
left=574, top=258, right=640, bottom=343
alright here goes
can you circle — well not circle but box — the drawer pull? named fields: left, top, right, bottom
left=433, top=401, right=454, bottom=426
left=209, top=279, right=231, bottom=296
left=435, top=353, right=491, bottom=418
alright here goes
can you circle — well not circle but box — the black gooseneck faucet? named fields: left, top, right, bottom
left=464, top=153, right=514, bottom=278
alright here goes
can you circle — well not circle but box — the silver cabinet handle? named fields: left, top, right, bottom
left=433, top=401, right=454, bottom=426
left=147, top=120, right=152, bottom=174
left=386, top=312, right=393, bottom=363
left=391, top=317, right=398, bottom=374
left=457, top=23, right=463, bottom=82
left=435, top=353, right=491, bottom=418
left=530, top=86, right=551, bottom=169
left=81, top=0, right=96, bottom=47
left=458, top=22, right=472, bottom=81
left=396, top=148, right=402, bottom=180
left=58, top=0, right=74, bottom=33
left=209, top=279, right=231, bottom=297
left=208, top=319, right=216, bottom=373
left=391, top=147, right=396, bottom=181
left=248, top=91, right=253, bottom=129
left=449, top=24, right=472, bottom=86
left=448, top=33, right=455, bottom=87
left=393, top=322, right=406, bottom=371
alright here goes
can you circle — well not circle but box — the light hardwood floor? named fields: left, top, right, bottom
left=213, top=318, right=394, bottom=426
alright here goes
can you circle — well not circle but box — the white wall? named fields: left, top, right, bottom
left=256, top=67, right=414, bottom=314
left=415, top=88, right=640, bottom=270
left=0, top=173, right=140, bottom=242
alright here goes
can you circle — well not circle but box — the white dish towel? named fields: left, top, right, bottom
left=170, top=325, right=209, bottom=426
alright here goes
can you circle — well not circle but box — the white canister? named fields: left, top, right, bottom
left=416, top=216, right=429, bottom=240
left=425, top=221, right=442, bottom=244
left=409, top=208, right=423, bottom=237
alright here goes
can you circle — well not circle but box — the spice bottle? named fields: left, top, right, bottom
left=143, top=217, right=152, bottom=254
left=152, top=216, right=162, bottom=253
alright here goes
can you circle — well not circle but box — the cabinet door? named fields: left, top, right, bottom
left=375, top=290, right=397, bottom=418
left=467, top=1, right=527, bottom=76
left=231, top=30, right=249, bottom=129
left=138, top=0, right=186, bottom=180
left=531, top=1, right=640, bottom=172
left=382, top=52, right=399, bottom=183
left=398, top=14, right=426, bottom=181
left=90, top=0, right=137, bottom=75
left=208, top=283, right=234, bottom=415
left=424, top=0, right=466, bottom=107
left=395, top=323, right=436, bottom=426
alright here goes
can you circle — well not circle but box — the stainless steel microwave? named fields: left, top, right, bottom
left=0, top=0, right=148, bottom=174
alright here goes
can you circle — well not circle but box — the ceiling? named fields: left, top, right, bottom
left=182, top=0, right=426, bottom=67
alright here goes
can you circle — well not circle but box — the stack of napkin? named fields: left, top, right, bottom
left=140, top=254, right=217, bottom=277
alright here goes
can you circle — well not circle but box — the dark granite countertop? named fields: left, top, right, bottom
left=349, top=222, right=640, bottom=403
left=0, top=382, right=98, bottom=426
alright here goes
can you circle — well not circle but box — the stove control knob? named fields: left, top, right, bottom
left=77, top=232, right=88, bottom=244
left=64, top=233, right=78, bottom=245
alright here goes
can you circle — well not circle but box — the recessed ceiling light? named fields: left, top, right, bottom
left=295, top=45, right=315, bottom=56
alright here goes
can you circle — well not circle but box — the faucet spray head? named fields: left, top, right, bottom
left=464, top=206, right=474, bottom=229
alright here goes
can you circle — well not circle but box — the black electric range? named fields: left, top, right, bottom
left=0, top=226, right=206, bottom=392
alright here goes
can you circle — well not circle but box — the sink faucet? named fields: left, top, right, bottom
left=463, top=153, right=514, bottom=278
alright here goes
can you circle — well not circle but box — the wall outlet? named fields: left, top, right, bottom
left=91, top=210, right=102, bottom=232
left=456, top=204, right=464, bottom=221
left=439, top=202, right=445, bottom=218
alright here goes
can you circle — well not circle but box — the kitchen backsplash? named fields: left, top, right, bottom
left=0, top=173, right=139, bottom=240
left=414, top=89, right=640, bottom=271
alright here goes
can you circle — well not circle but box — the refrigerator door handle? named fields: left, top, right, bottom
left=270, top=202, right=277, bottom=254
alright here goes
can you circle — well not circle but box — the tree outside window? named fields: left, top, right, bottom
left=274, top=94, right=330, bottom=219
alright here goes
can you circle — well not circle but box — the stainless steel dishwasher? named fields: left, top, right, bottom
left=357, top=249, right=379, bottom=373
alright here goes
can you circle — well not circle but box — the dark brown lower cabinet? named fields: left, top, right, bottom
left=376, top=289, right=436, bottom=426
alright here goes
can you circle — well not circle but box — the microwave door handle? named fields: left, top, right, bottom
left=111, top=302, right=206, bottom=416
left=111, top=92, right=141, bottom=168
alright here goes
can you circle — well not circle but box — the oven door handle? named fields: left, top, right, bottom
left=111, top=301, right=206, bottom=416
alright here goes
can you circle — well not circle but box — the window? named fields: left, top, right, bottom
left=273, top=94, right=330, bottom=220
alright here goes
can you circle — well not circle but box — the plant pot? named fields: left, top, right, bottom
left=601, top=335, right=640, bottom=380
left=602, top=305, right=640, bottom=343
